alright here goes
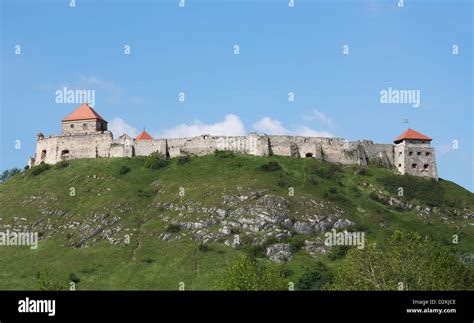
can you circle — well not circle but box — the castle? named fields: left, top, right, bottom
left=28, top=103, right=438, bottom=179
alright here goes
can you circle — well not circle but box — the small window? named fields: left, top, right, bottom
left=417, top=152, right=421, bottom=156
left=70, top=124, right=74, bottom=128
left=398, top=164, right=401, bottom=168
left=423, top=164, right=429, bottom=170
left=408, top=151, right=413, bottom=156
left=412, top=163, right=417, bottom=169
left=305, top=153, right=313, bottom=158
left=61, top=150, right=70, bottom=156
left=83, top=123, right=87, bottom=128
left=426, top=152, right=430, bottom=156
left=203, top=135, right=209, bottom=140
left=41, top=150, right=47, bottom=159
left=399, top=151, right=402, bottom=156
left=304, top=138, right=309, bottom=143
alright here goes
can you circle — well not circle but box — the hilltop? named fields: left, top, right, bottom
left=0, top=153, right=472, bottom=290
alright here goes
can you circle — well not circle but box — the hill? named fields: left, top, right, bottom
left=0, top=153, right=472, bottom=290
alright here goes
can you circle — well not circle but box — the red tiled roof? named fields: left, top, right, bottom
left=136, top=130, right=153, bottom=141
left=62, top=103, right=107, bottom=122
left=394, top=128, right=432, bottom=143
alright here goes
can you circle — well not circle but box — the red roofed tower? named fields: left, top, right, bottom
left=61, top=103, right=108, bottom=135
left=135, top=130, right=153, bottom=141
left=393, top=128, right=437, bottom=179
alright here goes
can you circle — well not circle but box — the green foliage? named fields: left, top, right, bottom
left=0, top=167, right=21, bottom=183
left=369, top=191, right=380, bottom=201
left=165, top=224, right=181, bottom=233
left=379, top=174, right=443, bottom=207
left=288, top=235, right=306, bottom=253
left=368, top=157, right=385, bottom=168
left=31, top=163, right=51, bottom=176
left=69, top=273, right=80, bottom=283
left=214, top=149, right=235, bottom=159
left=118, top=165, right=130, bottom=175
left=198, top=243, right=211, bottom=252
left=296, top=261, right=333, bottom=290
left=355, top=167, right=371, bottom=176
left=177, top=154, right=191, bottom=165
left=54, top=160, right=69, bottom=170
left=36, top=269, right=65, bottom=291
left=326, top=231, right=474, bottom=290
left=144, top=152, right=169, bottom=170
left=215, top=255, right=287, bottom=290
left=261, top=161, right=282, bottom=172
left=327, top=245, right=351, bottom=260
left=309, top=163, right=341, bottom=180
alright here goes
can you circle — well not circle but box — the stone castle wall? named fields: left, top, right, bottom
left=28, top=131, right=438, bottom=179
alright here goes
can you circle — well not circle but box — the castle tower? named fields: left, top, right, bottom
left=393, top=128, right=437, bottom=179
left=135, top=130, right=154, bottom=141
left=61, top=103, right=108, bottom=135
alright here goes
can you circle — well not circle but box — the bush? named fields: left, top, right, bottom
left=177, top=154, right=191, bottom=165
left=368, top=157, right=385, bottom=168
left=355, top=167, right=370, bottom=176
left=198, top=243, right=211, bottom=252
left=215, top=255, right=287, bottom=290
left=69, top=273, right=80, bottom=284
left=31, top=163, right=51, bottom=176
left=327, top=245, right=351, bottom=260
left=165, top=224, right=181, bottom=233
left=144, top=152, right=169, bottom=170
left=288, top=235, right=306, bottom=253
left=261, top=161, right=282, bottom=172
left=118, top=165, right=130, bottom=175
left=378, top=174, right=443, bottom=207
left=369, top=191, right=380, bottom=201
left=296, top=262, right=333, bottom=290
left=309, top=163, right=341, bottom=180
left=214, top=149, right=235, bottom=159
left=54, top=160, right=69, bottom=170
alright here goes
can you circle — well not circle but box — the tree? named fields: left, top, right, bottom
left=0, top=167, right=21, bottom=183
left=215, top=255, right=287, bottom=290
left=326, top=231, right=474, bottom=290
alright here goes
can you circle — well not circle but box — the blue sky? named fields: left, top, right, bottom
left=1, top=0, right=472, bottom=191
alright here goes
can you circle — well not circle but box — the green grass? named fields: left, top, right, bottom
left=0, top=154, right=472, bottom=290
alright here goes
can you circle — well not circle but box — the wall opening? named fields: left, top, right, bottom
left=417, top=152, right=421, bottom=156
left=70, top=124, right=74, bottom=128
left=426, top=152, right=431, bottom=156
left=61, top=149, right=70, bottom=156
left=398, top=164, right=401, bottom=168
left=408, top=151, right=413, bottom=156
left=412, top=163, right=417, bottom=169
left=305, top=153, right=313, bottom=158
left=423, top=164, right=429, bottom=170
left=41, top=150, right=47, bottom=160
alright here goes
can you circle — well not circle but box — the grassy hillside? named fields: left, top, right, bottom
left=0, top=153, right=472, bottom=290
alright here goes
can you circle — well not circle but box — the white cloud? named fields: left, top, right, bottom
left=253, top=116, right=334, bottom=137
left=292, top=126, right=334, bottom=138
left=156, top=114, right=247, bottom=138
left=253, top=117, right=289, bottom=135
left=437, top=144, right=453, bottom=156
left=303, top=109, right=333, bottom=128
left=109, top=117, right=139, bottom=138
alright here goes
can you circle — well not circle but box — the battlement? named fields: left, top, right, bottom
left=27, top=105, right=438, bottom=180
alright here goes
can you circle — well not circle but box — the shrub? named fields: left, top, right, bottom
left=327, top=245, right=352, bottom=260
left=31, top=163, right=51, bottom=176
left=144, top=152, right=169, bottom=170
left=368, top=157, right=385, bottom=168
left=378, top=174, right=443, bottom=207
left=355, top=167, right=371, bottom=176
left=261, top=161, right=282, bottom=172
left=288, top=235, right=306, bottom=253
left=214, top=149, right=235, bottom=159
left=54, top=160, right=69, bottom=170
left=296, top=262, right=333, bottom=290
left=198, top=243, right=211, bottom=252
left=69, top=273, right=80, bottom=284
left=309, top=163, right=341, bottom=180
left=177, top=154, right=191, bottom=165
left=369, top=191, right=380, bottom=201
left=215, top=255, right=287, bottom=290
left=118, top=165, right=130, bottom=175
left=165, top=224, right=181, bottom=233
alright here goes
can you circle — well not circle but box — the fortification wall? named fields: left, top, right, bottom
left=34, top=132, right=113, bottom=165
left=133, top=140, right=167, bottom=157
